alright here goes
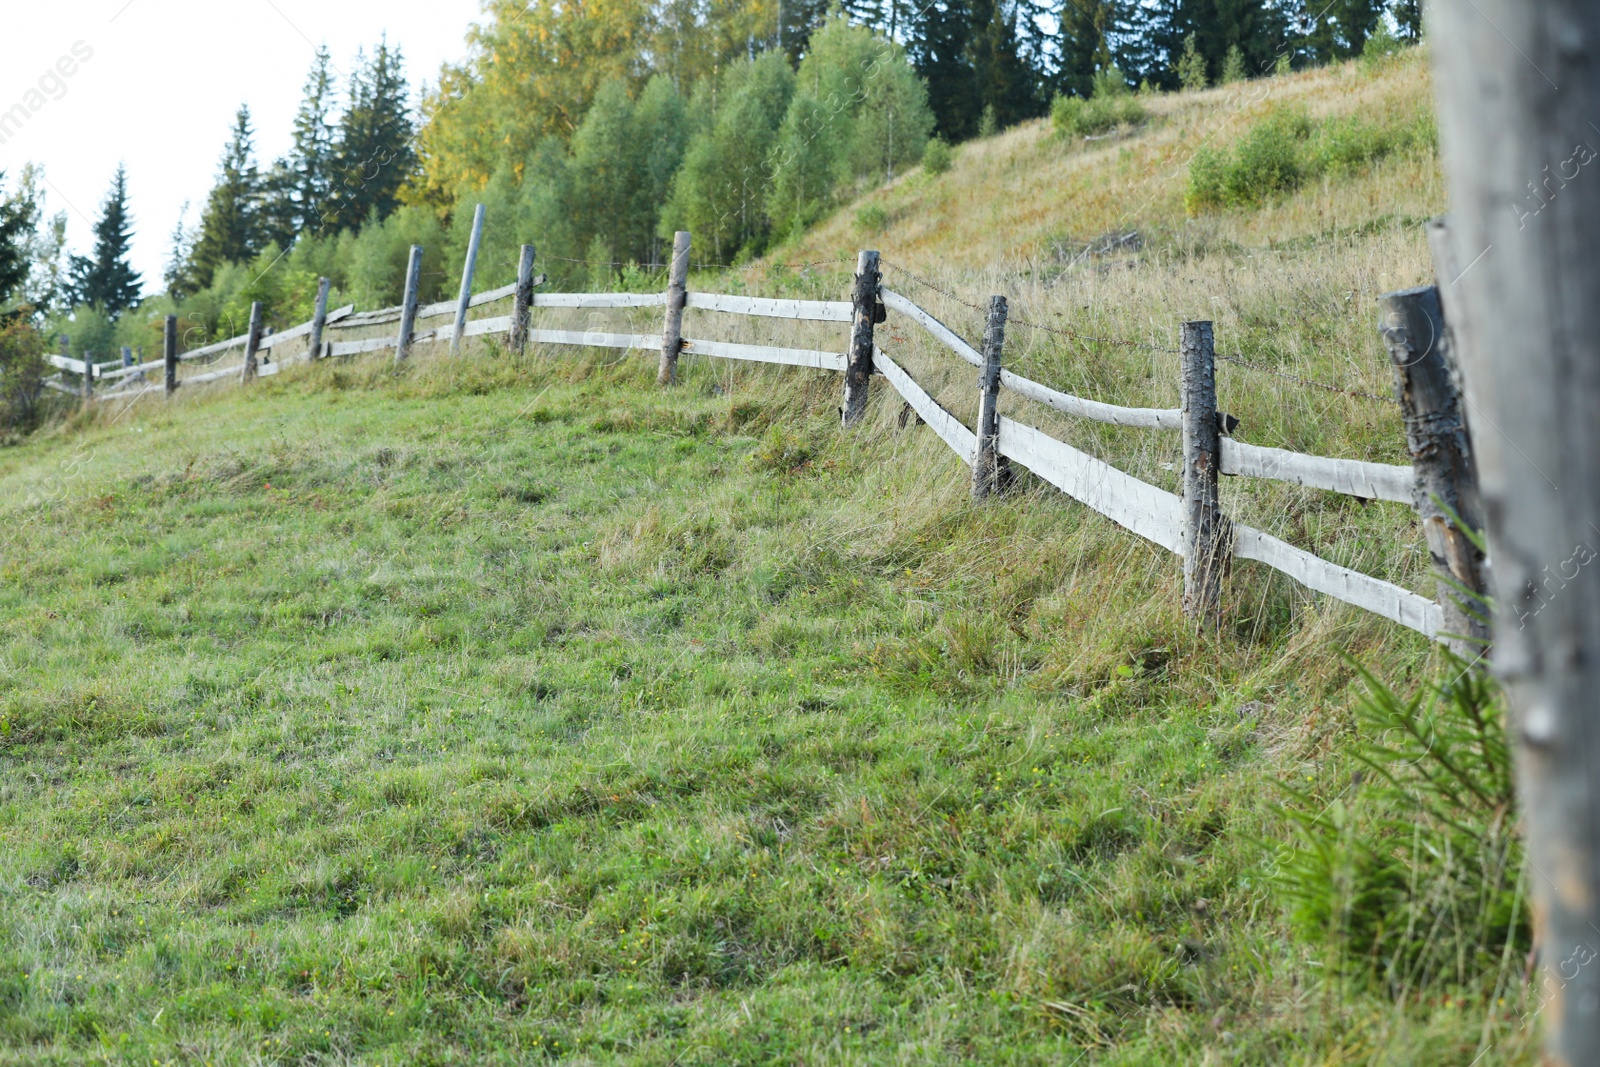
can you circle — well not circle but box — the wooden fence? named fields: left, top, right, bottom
left=42, top=210, right=1484, bottom=646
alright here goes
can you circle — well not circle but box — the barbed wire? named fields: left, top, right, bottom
left=1217, top=353, right=1396, bottom=405
left=881, top=258, right=1397, bottom=405
left=880, top=259, right=1177, bottom=353
left=540, top=253, right=853, bottom=274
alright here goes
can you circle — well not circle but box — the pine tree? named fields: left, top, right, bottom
left=0, top=170, right=38, bottom=313
left=1151, top=0, right=1291, bottom=91
left=68, top=164, right=142, bottom=317
left=187, top=105, right=264, bottom=291
left=906, top=0, right=981, bottom=140
left=966, top=0, right=1042, bottom=130
left=1299, top=0, right=1387, bottom=62
left=1055, top=0, right=1125, bottom=101
left=163, top=202, right=194, bottom=299
left=328, top=38, right=416, bottom=234
left=287, top=47, right=340, bottom=236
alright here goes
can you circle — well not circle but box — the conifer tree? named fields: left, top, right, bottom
left=264, top=46, right=340, bottom=245
left=186, top=106, right=264, bottom=291
left=0, top=170, right=38, bottom=313
left=68, top=164, right=142, bottom=317
left=328, top=38, right=416, bottom=234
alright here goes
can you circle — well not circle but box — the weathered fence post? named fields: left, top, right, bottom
left=80, top=346, right=93, bottom=402
left=973, top=295, right=1011, bottom=499
left=120, top=346, right=132, bottom=369
left=658, top=231, right=691, bottom=385
left=452, top=203, right=486, bottom=356
left=1428, top=5, right=1600, bottom=1060
left=241, top=301, right=265, bottom=382
left=395, top=244, right=423, bottom=363
left=1181, top=320, right=1226, bottom=622
left=842, top=249, right=881, bottom=426
left=512, top=244, right=536, bottom=357
left=163, top=316, right=178, bottom=397
left=1379, top=285, right=1489, bottom=651
left=308, top=277, right=331, bottom=362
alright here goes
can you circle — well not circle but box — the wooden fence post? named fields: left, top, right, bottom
left=395, top=244, right=423, bottom=363
left=452, top=203, right=486, bottom=356
left=973, top=294, right=1011, bottom=499
left=1429, top=5, right=1600, bottom=1060
left=1379, top=285, right=1489, bottom=651
left=163, top=316, right=178, bottom=397
left=1181, top=320, right=1226, bottom=622
left=81, top=346, right=93, bottom=402
left=308, top=277, right=331, bottom=362
left=842, top=249, right=881, bottom=426
left=241, top=301, right=264, bottom=382
left=120, top=346, right=132, bottom=369
left=512, top=244, right=536, bottom=357
left=658, top=231, right=691, bottom=385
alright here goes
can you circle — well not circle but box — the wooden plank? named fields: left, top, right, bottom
left=45, top=352, right=86, bottom=374
left=533, top=292, right=667, bottom=309
left=881, top=287, right=982, bottom=367
left=684, top=292, right=853, bottom=322
left=328, top=336, right=397, bottom=358
left=337, top=306, right=405, bottom=329
left=42, top=378, right=79, bottom=395
left=470, top=282, right=518, bottom=308
left=1219, top=438, right=1412, bottom=503
left=680, top=337, right=847, bottom=372
left=872, top=348, right=976, bottom=463
left=1233, top=523, right=1441, bottom=638
left=259, top=304, right=353, bottom=350
left=528, top=329, right=659, bottom=350
left=996, top=415, right=1185, bottom=555
left=178, top=332, right=250, bottom=363
left=462, top=315, right=511, bottom=338
left=182, top=361, right=280, bottom=387
left=1000, top=369, right=1182, bottom=430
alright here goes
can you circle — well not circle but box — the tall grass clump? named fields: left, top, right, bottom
left=1052, top=67, right=1147, bottom=139
left=1274, top=656, right=1528, bottom=996
left=1187, top=102, right=1436, bottom=212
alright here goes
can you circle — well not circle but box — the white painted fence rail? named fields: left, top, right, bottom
left=1220, top=438, right=1412, bottom=504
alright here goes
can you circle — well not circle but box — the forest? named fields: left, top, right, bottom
left=0, top=0, right=1418, bottom=389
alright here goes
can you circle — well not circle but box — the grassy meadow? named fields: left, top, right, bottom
left=0, top=47, right=1540, bottom=1065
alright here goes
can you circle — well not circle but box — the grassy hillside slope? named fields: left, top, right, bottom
left=0, top=48, right=1535, bottom=1065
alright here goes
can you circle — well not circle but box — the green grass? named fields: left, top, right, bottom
left=0, top=344, right=1534, bottom=1064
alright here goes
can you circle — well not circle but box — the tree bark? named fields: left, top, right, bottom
left=1427, top=3, right=1600, bottom=1062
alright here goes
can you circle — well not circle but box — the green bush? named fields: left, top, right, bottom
left=0, top=316, right=47, bottom=434
left=921, top=137, right=953, bottom=175
left=1274, top=656, right=1528, bottom=993
left=1186, top=103, right=1434, bottom=213
left=1185, top=106, right=1310, bottom=210
left=854, top=202, right=889, bottom=233
left=1051, top=76, right=1148, bottom=139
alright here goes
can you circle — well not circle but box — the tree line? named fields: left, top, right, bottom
left=0, top=0, right=1420, bottom=388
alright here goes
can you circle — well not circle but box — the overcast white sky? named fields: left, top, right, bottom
left=0, top=1, right=485, bottom=294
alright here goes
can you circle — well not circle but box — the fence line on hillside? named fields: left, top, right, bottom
left=42, top=208, right=1486, bottom=647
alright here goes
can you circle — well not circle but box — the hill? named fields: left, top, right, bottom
left=0, top=48, right=1533, bottom=1065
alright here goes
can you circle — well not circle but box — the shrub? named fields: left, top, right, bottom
left=1220, top=44, right=1246, bottom=84
left=854, top=203, right=889, bottom=233
left=1052, top=68, right=1148, bottom=139
left=1177, top=34, right=1208, bottom=91
left=977, top=104, right=999, bottom=138
left=921, top=137, right=953, bottom=175
left=1274, top=656, right=1527, bottom=993
left=1185, top=106, right=1310, bottom=210
left=0, top=316, right=47, bottom=434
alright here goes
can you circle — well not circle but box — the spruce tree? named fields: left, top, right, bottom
left=906, top=0, right=981, bottom=140
left=187, top=106, right=264, bottom=291
left=68, top=164, right=142, bottom=317
left=1056, top=0, right=1125, bottom=101
left=328, top=38, right=416, bottom=234
left=0, top=170, right=38, bottom=312
left=285, top=46, right=340, bottom=236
